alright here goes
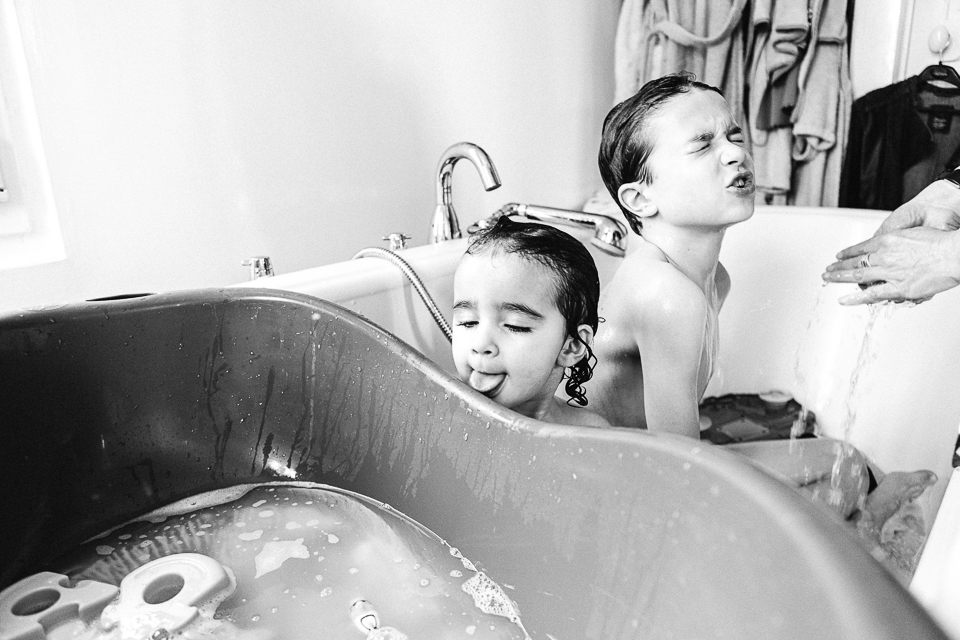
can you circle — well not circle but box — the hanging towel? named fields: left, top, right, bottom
left=655, top=0, right=749, bottom=125
left=790, top=0, right=851, bottom=206
left=792, top=45, right=851, bottom=206
left=748, top=0, right=796, bottom=200
left=766, top=0, right=809, bottom=84
left=615, top=0, right=669, bottom=103
left=756, top=0, right=808, bottom=130
left=613, top=0, right=748, bottom=124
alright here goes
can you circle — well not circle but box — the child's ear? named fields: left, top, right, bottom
left=618, top=181, right=658, bottom=219
left=557, top=325, right=594, bottom=368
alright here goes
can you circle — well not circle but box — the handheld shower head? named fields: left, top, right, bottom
left=472, top=203, right=628, bottom=257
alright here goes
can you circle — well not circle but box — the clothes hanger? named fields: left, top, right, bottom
left=919, top=25, right=960, bottom=91
left=918, top=63, right=960, bottom=90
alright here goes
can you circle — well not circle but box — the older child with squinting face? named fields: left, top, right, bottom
left=452, top=217, right=609, bottom=427
left=587, top=72, right=755, bottom=438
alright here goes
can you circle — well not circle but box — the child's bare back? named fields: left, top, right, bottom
left=590, top=239, right=730, bottom=435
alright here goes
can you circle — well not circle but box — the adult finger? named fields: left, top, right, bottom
left=825, top=251, right=882, bottom=274
left=834, top=236, right=882, bottom=261
left=821, top=265, right=883, bottom=285
left=837, top=281, right=903, bottom=306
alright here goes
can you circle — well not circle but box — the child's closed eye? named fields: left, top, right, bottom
left=727, top=126, right=745, bottom=144
left=456, top=320, right=477, bottom=328
left=504, top=324, right=532, bottom=333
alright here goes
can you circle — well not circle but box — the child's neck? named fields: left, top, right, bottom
left=516, top=371, right=568, bottom=424
left=519, top=394, right=565, bottom=424
left=640, top=224, right=725, bottom=292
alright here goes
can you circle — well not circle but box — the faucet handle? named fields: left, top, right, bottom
left=382, top=233, right=411, bottom=251
left=242, top=256, right=274, bottom=280
left=467, top=203, right=519, bottom=235
left=466, top=212, right=504, bottom=235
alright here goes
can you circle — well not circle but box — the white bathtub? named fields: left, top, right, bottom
left=235, top=205, right=960, bottom=635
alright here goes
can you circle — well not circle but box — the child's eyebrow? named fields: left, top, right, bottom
left=501, top=302, right=544, bottom=319
left=452, top=300, right=475, bottom=311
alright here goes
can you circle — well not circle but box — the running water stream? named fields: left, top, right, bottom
left=791, top=287, right=896, bottom=510
left=824, top=303, right=895, bottom=509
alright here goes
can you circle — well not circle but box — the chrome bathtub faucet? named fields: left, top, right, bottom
left=429, top=142, right=501, bottom=243
left=242, top=256, right=274, bottom=280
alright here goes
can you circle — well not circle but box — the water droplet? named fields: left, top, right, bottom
left=251, top=615, right=261, bottom=622
left=420, top=578, right=430, bottom=587
left=320, top=587, right=332, bottom=597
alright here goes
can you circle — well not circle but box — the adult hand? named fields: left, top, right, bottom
left=822, top=226, right=960, bottom=305
left=872, top=180, right=960, bottom=235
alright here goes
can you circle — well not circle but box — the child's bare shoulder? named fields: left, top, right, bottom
left=576, top=407, right=612, bottom=428
left=553, top=400, right=612, bottom=428
left=609, top=254, right=707, bottom=325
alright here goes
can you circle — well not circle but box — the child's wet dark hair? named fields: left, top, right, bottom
left=466, top=216, right=600, bottom=406
left=599, top=71, right=722, bottom=234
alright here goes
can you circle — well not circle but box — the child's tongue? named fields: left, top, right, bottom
left=469, top=371, right=505, bottom=394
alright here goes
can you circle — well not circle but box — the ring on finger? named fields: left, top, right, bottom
left=858, top=254, right=872, bottom=269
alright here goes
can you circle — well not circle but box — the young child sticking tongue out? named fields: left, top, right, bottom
left=452, top=217, right=609, bottom=427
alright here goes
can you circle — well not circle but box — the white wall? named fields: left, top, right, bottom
left=900, top=0, right=960, bottom=79
left=850, top=0, right=960, bottom=99
left=849, top=0, right=905, bottom=99
left=0, top=1, right=619, bottom=311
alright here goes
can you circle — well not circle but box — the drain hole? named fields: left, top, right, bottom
left=143, top=573, right=185, bottom=605
left=12, top=589, right=61, bottom=616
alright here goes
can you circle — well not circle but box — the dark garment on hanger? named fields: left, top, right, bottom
left=840, top=75, right=960, bottom=210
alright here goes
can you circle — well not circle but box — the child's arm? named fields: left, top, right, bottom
left=632, top=272, right=708, bottom=439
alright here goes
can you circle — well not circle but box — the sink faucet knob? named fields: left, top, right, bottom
left=430, top=142, right=501, bottom=244
left=382, top=233, right=411, bottom=251
left=242, top=256, right=274, bottom=280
